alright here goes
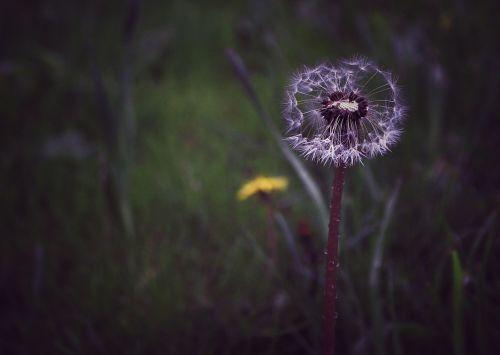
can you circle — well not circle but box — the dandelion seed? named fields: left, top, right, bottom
left=283, top=57, right=406, bottom=166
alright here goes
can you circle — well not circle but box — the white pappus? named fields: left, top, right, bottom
left=283, top=57, right=406, bottom=166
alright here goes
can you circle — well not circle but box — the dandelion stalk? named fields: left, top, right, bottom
left=323, top=164, right=346, bottom=355
left=265, top=199, right=278, bottom=261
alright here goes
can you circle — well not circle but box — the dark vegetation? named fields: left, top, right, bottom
left=1, top=0, right=499, bottom=354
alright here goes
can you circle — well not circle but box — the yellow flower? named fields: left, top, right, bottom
left=237, top=176, right=289, bottom=201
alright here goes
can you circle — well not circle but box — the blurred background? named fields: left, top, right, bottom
left=1, top=0, right=499, bottom=354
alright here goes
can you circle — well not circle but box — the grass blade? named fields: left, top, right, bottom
left=369, top=180, right=401, bottom=355
left=226, top=48, right=329, bottom=238
left=451, top=250, right=465, bottom=355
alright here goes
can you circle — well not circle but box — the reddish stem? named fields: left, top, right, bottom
left=323, top=165, right=346, bottom=355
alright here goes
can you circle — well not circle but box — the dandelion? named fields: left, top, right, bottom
left=237, top=176, right=289, bottom=261
left=284, top=57, right=405, bottom=167
left=283, top=58, right=406, bottom=355
left=237, top=175, right=289, bottom=201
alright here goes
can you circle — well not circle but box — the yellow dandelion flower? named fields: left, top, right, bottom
left=237, top=176, right=289, bottom=201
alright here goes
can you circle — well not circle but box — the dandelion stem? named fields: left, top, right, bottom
left=323, top=164, right=346, bottom=355
left=265, top=201, right=277, bottom=261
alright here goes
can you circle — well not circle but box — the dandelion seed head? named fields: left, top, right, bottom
left=283, top=58, right=406, bottom=166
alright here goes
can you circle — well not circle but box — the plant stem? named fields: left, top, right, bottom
left=265, top=202, right=277, bottom=262
left=323, top=164, right=346, bottom=355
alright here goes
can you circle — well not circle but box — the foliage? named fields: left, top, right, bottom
left=1, top=0, right=499, bottom=354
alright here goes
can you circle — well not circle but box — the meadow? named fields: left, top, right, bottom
left=1, top=0, right=499, bottom=354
